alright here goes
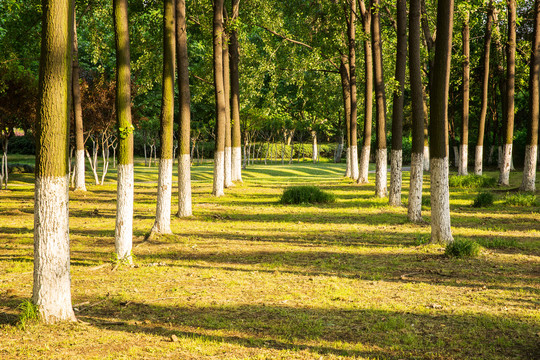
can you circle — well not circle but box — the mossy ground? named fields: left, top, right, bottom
left=0, top=157, right=539, bottom=359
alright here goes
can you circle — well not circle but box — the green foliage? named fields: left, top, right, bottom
left=118, top=124, right=134, bottom=140
left=473, top=192, right=494, bottom=208
left=449, top=174, right=496, bottom=189
left=18, top=299, right=38, bottom=329
left=476, top=237, right=518, bottom=250
left=421, top=196, right=431, bottom=207
left=445, top=239, right=481, bottom=258
left=504, top=193, right=537, bottom=206
left=280, top=186, right=335, bottom=205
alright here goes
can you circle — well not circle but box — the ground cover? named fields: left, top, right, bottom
left=0, top=160, right=539, bottom=359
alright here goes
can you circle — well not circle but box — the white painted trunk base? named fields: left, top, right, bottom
left=358, top=145, right=370, bottom=183
left=408, top=152, right=424, bottom=222
left=344, top=147, right=351, bottom=178
left=430, top=157, right=453, bottom=244
left=498, top=144, right=512, bottom=186
left=115, top=164, right=134, bottom=264
left=178, top=153, right=192, bottom=217
left=474, top=145, right=483, bottom=175
left=423, top=146, right=430, bottom=171
left=33, top=175, right=76, bottom=323
left=151, top=158, right=173, bottom=234
left=74, top=149, right=86, bottom=191
left=389, top=149, right=402, bottom=206
left=213, top=150, right=225, bottom=197
left=232, top=146, right=242, bottom=182
left=375, top=149, right=387, bottom=198
left=458, top=144, right=468, bottom=175
left=224, top=146, right=233, bottom=188
left=350, top=145, right=359, bottom=180
left=453, top=146, right=460, bottom=168
left=521, top=145, right=537, bottom=192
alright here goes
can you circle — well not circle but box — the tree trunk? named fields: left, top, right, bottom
left=177, top=0, right=192, bottom=217
left=358, top=1, right=373, bottom=184
left=372, top=0, right=387, bottom=198
left=499, top=0, right=516, bottom=186
left=339, top=55, right=352, bottom=177
left=33, top=0, right=76, bottom=323
left=389, top=0, right=406, bottom=206
left=459, top=11, right=470, bottom=176
left=429, top=0, right=454, bottom=244
left=348, top=0, right=359, bottom=180
left=72, top=10, right=86, bottom=191
left=311, top=131, right=318, bottom=163
left=230, top=0, right=242, bottom=182
left=114, top=0, right=134, bottom=263
left=223, top=27, right=233, bottom=188
left=475, top=2, right=493, bottom=175
left=212, top=0, right=226, bottom=196
left=151, top=0, right=175, bottom=234
left=521, top=0, right=540, bottom=191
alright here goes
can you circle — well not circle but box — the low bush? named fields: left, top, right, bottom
left=280, top=186, right=335, bottom=205
left=445, top=238, right=481, bottom=258
left=449, top=174, right=496, bottom=189
left=473, top=192, right=494, bottom=207
left=504, top=193, right=537, bottom=206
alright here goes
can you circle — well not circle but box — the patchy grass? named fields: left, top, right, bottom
left=0, top=161, right=539, bottom=359
left=280, top=186, right=335, bottom=204
left=449, top=174, right=497, bottom=189
left=504, top=192, right=538, bottom=207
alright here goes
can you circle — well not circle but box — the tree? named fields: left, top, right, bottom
left=521, top=0, right=540, bottom=191
left=499, top=0, right=516, bottom=186
left=339, top=54, right=352, bottom=177
left=33, top=0, right=76, bottom=322
left=177, top=0, right=193, bottom=216
left=113, top=0, right=134, bottom=263
left=151, top=0, right=176, bottom=235
left=72, top=7, right=86, bottom=191
left=408, top=0, right=424, bottom=222
left=347, top=0, right=359, bottom=180
left=223, top=23, right=233, bottom=188
left=458, top=9, right=469, bottom=176
left=429, top=0, right=454, bottom=244
left=230, top=0, right=242, bottom=182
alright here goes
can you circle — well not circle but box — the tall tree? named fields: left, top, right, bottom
left=340, top=54, right=352, bottom=178
left=458, top=10, right=469, bottom=176
left=72, top=7, right=86, bottom=191
left=371, top=0, right=387, bottom=198
left=389, top=0, right=407, bottom=205
left=475, top=2, right=494, bottom=175
left=177, top=0, right=192, bottom=216
left=223, top=26, right=233, bottom=188
left=429, top=0, right=454, bottom=244
left=358, top=0, right=373, bottom=184
left=113, top=0, right=134, bottom=263
left=212, top=0, right=226, bottom=196
left=151, top=0, right=175, bottom=235
left=499, top=0, right=516, bottom=186
left=347, top=0, right=359, bottom=180
left=33, top=0, right=76, bottom=322
left=408, top=0, right=424, bottom=222
left=230, top=0, right=242, bottom=183
left=521, top=0, right=540, bottom=191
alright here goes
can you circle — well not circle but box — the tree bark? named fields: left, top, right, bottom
left=230, top=0, right=242, bottom=182
left=499, top=0, right=516, bottom=186
left=521, top=0, right=540, bottom=191
left=212, top=0, right=226, bottom=196
left=459, top=10, right=470, bottom=176
left=113, top=0, right=134, bottom=263
left=72, top=8, right=86, bottom=191
left=348, top=0, right=359, bottom=180
left=223, top=26, right=233, bottom=188
left=176, top=0, right=192, bottom=216
left=33, top=0, right=76, bottom=323
left=389, top=0, right=406, bottom=206
left=339, top=55, right=352, bottom=177
left=429, top=0, right=454, bottom=244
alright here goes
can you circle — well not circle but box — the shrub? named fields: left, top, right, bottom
left=504, top=193, right=537, bottom=206
left=280, top=186, right=335, bottom=205
left=445, top=239, right=481, bottom=258
left=449, top=174, right=496, bottom=188
left=473, top=192, right=494, bottom=207
left=18, top=299, right=38, bottom=329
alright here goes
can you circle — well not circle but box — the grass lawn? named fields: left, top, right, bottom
left=0, top=159, right=539, bottom=359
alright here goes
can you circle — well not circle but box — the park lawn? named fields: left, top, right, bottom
left=0, top=160, right=539, bottom=359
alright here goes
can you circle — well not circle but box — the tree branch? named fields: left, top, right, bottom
left=255, top=25, right=313, bottom=49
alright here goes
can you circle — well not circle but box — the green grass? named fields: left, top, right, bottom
left=504, top=192, right=538, bottom=206
left=449, top=174, right=497, bottom=188
left=0, top=160, right=539, bottom=359
left=473, top=192, right=495, bottom=207
left=445, top=238, right=481, bottom=258
left=280, top=186, right=335, bottom=204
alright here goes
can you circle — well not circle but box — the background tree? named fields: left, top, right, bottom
left=458, top=9, right=470, bottom=176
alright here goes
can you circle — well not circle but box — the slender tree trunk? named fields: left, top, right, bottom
left=389, top=0, right=406, bottom=206
left=33, top=0, right=76, bottom=323
left=311, top=131, right=318, bottom=163
left=151, top=0, right=175, bottom=234
left=212, top=0, right=226, bottom=196
left=339, top=55, right=352, bottom=177
left=475, top=2, right=494, bottom=175
left=499, top=0, right=516, bottom=186
left=459, top=11, right=470, bottom=176
left=72, top=9, right=86, bottom=191
left=429, top=0, right=454, bottom=244
left=177, top=0, right=192, bottom=216
left=358, top=1, right=373, bottom=184
left=113, top=0, right=134, bottom=263
left=522, top=0, right=540, bottom=191
left=230, top=0, right=242, bottom=182
left=371, top=0, right=387, bottom=198
left=223, top=27, right=233, bottom=188
left=348, top=0, right=359, bottom=179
